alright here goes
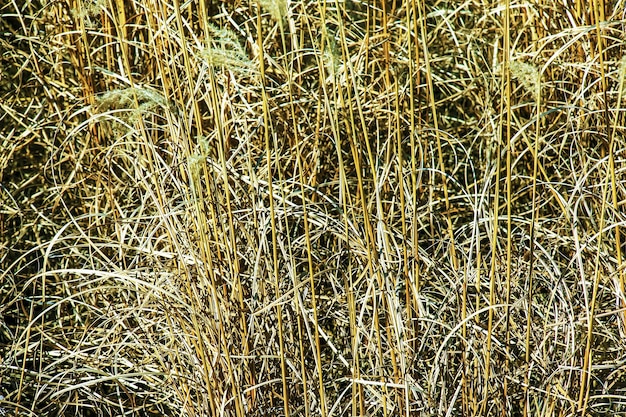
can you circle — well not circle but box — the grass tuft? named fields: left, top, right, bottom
left=2, top=1, right=626, bottom=416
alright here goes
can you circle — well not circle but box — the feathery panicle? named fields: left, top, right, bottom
left=510, top=60, right=542, bottom=101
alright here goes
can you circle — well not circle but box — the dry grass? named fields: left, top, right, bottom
left=2, top=0, right=626, bottom=416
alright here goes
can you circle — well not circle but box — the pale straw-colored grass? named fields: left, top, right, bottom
left=2, top=1, right=626, bottom=416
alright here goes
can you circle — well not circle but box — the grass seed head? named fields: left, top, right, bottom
left=510, top=60, right=541, bottom=101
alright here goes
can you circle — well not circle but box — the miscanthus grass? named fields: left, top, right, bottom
left=2, top=1, right=626, bottom=416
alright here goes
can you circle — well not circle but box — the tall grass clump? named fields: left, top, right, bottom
left=2, top=0, right=626, bottom=416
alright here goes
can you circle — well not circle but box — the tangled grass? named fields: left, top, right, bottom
left=1, top=0, right=626, bottom=416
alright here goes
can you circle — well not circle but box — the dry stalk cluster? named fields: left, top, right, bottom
left=1, top=1, right=626, bottom=416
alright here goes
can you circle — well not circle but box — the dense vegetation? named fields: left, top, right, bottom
left=1, top=0, right=626, bottom=415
